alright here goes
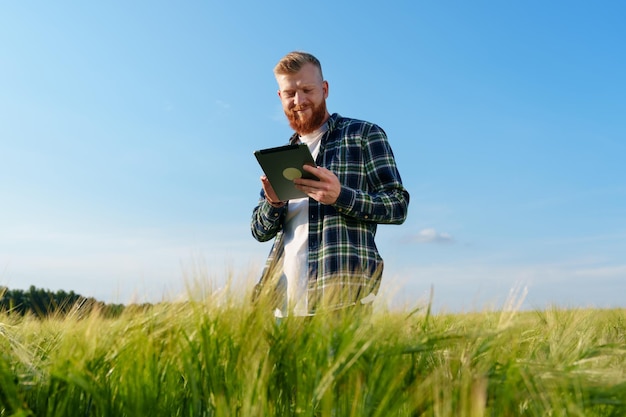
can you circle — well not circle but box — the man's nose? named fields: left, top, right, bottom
left=293, top=92, right=305, bottom=106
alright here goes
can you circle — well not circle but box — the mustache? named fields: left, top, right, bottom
left=290, top=105, right=309, bottom=112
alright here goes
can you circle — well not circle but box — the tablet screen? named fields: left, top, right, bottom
left=254, top=144, right=318, bottom=201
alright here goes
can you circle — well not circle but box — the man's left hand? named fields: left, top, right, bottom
left=294, top=165, right=341, bottom=205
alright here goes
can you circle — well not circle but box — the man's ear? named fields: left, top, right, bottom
left=277, top=90, right=282, bottom=99
left=323, top=81, right=329, bottom=99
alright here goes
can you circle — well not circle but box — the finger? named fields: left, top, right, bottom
left=301, top=164, right=323, bottom=177
left=261, top=177, right=281, bottom=200
left=296, top=178, right=322, bottom=188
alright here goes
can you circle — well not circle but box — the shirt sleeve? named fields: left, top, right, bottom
left=251, top=192, right=287, bottom=242
left=332, top=124, right=409, bottom=224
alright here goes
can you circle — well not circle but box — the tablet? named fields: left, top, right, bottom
left=254, top=143, right=319, bottom=201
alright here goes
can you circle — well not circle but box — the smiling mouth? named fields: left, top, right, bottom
left=290, top=109, right=308, bottom=119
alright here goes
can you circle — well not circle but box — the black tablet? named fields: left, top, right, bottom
left=254, top=143, right=319, bottom=201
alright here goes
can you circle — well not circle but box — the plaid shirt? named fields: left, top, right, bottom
left=251, top=113, right=409, bottom=312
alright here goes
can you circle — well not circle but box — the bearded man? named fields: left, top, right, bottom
left=251, top=51, right=409, bottom=317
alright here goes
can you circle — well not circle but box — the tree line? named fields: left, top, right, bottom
left=0, top=285, right=126, bottom=318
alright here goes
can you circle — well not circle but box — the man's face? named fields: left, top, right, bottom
left=276, top=63, right=329, bottom=135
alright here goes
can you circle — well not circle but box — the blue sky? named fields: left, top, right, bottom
left=1, top=2, right=624, bottom=312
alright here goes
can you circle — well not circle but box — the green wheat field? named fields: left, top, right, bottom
left=1, top=280, right=626, bottom=417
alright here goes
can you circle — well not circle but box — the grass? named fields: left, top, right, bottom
left=1, top=283, right=626, bottom=416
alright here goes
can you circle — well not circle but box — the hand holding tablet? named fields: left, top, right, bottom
left=254, top=144, right=319, bottom=201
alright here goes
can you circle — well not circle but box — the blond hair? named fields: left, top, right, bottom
left=273, top=51, right=324, bottom=79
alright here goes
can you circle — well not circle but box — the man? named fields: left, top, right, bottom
left=251, top=51, right=409, bottom=317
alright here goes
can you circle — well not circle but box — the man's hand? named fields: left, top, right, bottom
left=260, top=176, right=285, bottom=207
left=294, top=165, right=341, bottom=205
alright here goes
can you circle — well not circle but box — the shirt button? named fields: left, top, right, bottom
left=364, top=215, right=369, bottom=219
left=274, top=213, right=279, bottom=217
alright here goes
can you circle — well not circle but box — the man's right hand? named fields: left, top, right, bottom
left=261, top=176, right=285, bottom=207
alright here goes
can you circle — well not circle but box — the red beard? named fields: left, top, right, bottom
left=285, top=100, right=328, bottom=135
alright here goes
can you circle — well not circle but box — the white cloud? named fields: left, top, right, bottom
left=215, top=100, right=231, bottom=109
left=573, top=265, right=626, bottom=278
left=411, top=228, right=455, bottom=244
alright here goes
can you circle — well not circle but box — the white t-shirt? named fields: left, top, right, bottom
left=279, top=124, right=327, bottom=317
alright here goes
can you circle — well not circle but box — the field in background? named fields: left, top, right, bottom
left=1, top=284, right=626, bottom=417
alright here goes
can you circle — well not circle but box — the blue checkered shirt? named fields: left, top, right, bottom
left=251, top=113, right=409, bottom=312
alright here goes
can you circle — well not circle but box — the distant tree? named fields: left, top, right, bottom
left=0, top=285, right=126, bottom=318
